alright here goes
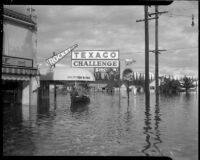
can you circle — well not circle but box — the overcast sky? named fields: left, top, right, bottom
left=6, top=1, right=198, bottom=78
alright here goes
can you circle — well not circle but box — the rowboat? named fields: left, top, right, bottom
left=71, top=95, right=90, bottom=104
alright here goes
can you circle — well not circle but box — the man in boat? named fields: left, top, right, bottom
left=70, top=84, right=90, bottom=104
left=70, top=86, right=78, bottom=98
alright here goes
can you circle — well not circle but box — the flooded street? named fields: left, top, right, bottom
left=3, top=92, right=198, bottom=159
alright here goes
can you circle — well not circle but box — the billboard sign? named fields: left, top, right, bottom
left=71, top=50, right=119, bottom=68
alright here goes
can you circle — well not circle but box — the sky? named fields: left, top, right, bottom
left=5, top=1, right=198, bottom=78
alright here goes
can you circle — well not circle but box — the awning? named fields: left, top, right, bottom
left=40, top=67, right=95, bottom=82
left=2, top=74, right=30, bottom=81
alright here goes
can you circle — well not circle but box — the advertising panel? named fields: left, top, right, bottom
left=71, top=50, right=119, bottom=68
left=72, top=50, right=119, bottom=59
left=72, top=60, right=119, bottom=68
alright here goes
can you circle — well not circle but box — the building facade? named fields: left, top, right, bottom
left=2, top=6, right=39, bottom=121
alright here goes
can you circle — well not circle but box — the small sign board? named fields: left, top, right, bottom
left=2, top=55, right=33, bottom=68
left=94, top=67, right=119, bottom=73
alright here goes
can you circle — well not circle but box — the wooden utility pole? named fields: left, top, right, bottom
left=155, top=5, right=159, bottom=98
left=136, top=6, right=167, bottom=106
left=144, top=6, right=150, bottom=105
left=136, top=6, right=154, bottom=106
left=149, top=6, right=167, bottom=100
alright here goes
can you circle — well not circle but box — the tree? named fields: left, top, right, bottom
left=181, top=76, right=195, bottom=93
left=160, top=77, right=181, bottom=94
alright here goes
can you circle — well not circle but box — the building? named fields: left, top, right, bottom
left=2, top=6, right=39, bottom=121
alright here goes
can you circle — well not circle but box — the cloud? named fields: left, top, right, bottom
left=9, top=3, right=196, bottom=78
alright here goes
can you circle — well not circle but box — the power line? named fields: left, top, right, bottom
left=168, top=13, right=193, bottom=18
left=124, top=47, right=198, bottom=54
left=162, top=8, right=197, bottom=27
left=166, top=47, right=198, bottom=51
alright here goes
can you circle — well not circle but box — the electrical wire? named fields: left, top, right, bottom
left=128, top=47, right=198, bottom=54
left=165, top=47, right=198, bottom=51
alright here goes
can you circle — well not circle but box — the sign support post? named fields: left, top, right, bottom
left=53, top=52, right=57, bottom=110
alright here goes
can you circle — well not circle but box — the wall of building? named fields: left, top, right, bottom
left=3, top=6, right=38, bottom=122
left=3, top=21, right=38, bottom=105
left=3, top=22, right=37, bottom=65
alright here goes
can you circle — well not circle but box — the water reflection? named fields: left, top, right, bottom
left=3, top=103, right=23, bottom=127
left=141, top=94, right=163, bottom=156
left=153, top=94, right=163, bottom=155
left=141, top=104, right=152, bottom=156
left=127, top=96, right=130, bottom=106
left=70, top=102, right=89, bottom=114
left=155, top=94, right=159, bottom=107
left=184, top=92, right=191, bottom=100
left=3, top=102, right=37, bottom=156
left=3, top=91, right=197, bottom=157
left=3, top=103, right=23, bottom=155
left=37, top=98, right=50, bottom=115
left=37, top=98, right=51, bottom=123
left=124, top=110, right=132, bottom=132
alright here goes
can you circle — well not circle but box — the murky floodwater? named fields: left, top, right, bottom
left=3, top=91, right=198, bottom=159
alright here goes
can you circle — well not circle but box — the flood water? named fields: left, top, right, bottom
left=3, top=91, right=198, bottom=159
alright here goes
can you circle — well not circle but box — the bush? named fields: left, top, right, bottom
left=160, top=78, right=181, bottom=94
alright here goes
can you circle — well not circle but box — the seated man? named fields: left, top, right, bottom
left=70, top=86, right=78, bottom=97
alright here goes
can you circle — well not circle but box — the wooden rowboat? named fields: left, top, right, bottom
left=71, top=95, right=90, bottom=104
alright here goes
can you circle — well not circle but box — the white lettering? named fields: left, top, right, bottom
left=72, top=50, right=119, bottom=60
left=103, top=52, right=108, bottom=58
left=58, top=53, right=62, bottom=59
left=48, top=58, right=55, bottom=66
left=53, top=56, right=58, bottom=62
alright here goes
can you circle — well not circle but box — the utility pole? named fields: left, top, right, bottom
left=136, top=6, right=156, bottom=106
left=149, top=6, right=167, bottom=101
left=136, top=6, right=168, bottom=106
left=144, top=6, right=150, bottom=106
left=155, top=5, right=159, bottom=98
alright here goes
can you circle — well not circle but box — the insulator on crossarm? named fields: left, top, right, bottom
left=191, top=14, right=194, bottom=27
